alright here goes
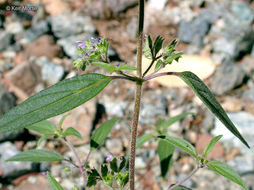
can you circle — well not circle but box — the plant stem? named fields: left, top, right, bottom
left=129, top=0, right=144, bottom=190
left=142, top=55, right=162, bottom=77
left=63, top=138, right=88, bottom=188
left=143, top=71, right=179, bottom=81
left=168, top=166, right=200, bottom=190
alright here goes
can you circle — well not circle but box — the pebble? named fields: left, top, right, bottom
left=228, top=155, right=254, bottom=174
left=213, top=111, right=254, bottom=156
left=241, top=56, right=254, bottom=80
left=36, top=57, right=64, bottom=85
left=0, top=142, right=33, bottom=178
left=230, top=1, right=254, bottom=24
left=106, top=138, right=123, bottom=155
left=242, top=86, right=254, bottom=102
left=102, top=99, right=128, bottom=117
left=5, top=22, right=24, bottom=35
left=50, top=13, right=96, bottom=39
left=210, top=62, right=245, bottom=95
left=22, top=20, right=49, bottom=43
left=0, top=31, right=12, bottom=51
left=135, top=157, right=146, bottom=169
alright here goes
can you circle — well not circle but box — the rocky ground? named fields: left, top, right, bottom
left=0, top=0, right=254, bottom=189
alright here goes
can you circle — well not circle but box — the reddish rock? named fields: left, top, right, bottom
left=22, top=35, right=62, bottom=60
left=14, top=175, right=50, bottom=190
left=5, top=62, right=41, bottom=94
left=49, top=100, right=96, bottom=146
left=196, top=133, right=225, bottom=159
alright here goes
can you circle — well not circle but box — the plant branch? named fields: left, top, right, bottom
left=142, top=55, right=162, bottom=77
left=143, top=71, right=179, bottom=81
left=129, top=0, right=144, bottom=190
left=62, top=138, right=88, bottom=188
left=168, top=166, right=200, bottom=190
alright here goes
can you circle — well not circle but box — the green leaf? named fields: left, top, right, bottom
left=26, top=120, right=56, bottom=136
left=57, top=113, right=71, bottom=130
left=119, top=156, right=126, bottom=171
left=90, top=118, right=120, bottom=151
left=161, top=136, right=197, bottom=158
left=147, top=35, right=153, bottom=51
left=117, top=65, right=137, bottom=71
left=101, top=164, right=108, bottom=177
left=136, top=134, right=153, bottom=149
left=62, top=127, right=83, bottom=140
left=157, top=112, right=193, bottom=133
left=202, top=135, right=223, bottom=158
left=47, top=172, right=64, bottom=190
left=153, top=36, right=164, bottom=56
left=0, top=73, right=111, bottom=134
left=164, top=52, right=183, bottom=65
left=37, top=134, right=51, bottom=146
left=172, top=185, right=192, bottom=190
left=158, top=139, right=174, bottom=180
left=154, top=60, right=164, bottom=71
left=72, top=59, right=86, bottom=71
left=6, top=149, right=64, bottom=162
left=90, top=62, right=116, bottom=73
left=110, top=158, right=118, bottom=172
left=177, top=71, right=249, bottom=148
left=207, top=161, right=247, bottom=190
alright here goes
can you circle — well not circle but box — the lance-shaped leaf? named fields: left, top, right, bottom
left=90, top=118, right=120, bottom=151
left=47, top=172, right=64, bottom=190
left=136, top=134, right=153, bottom=149
left=202, top=135, right=222, bottom=158
left=160, top=136, right=197, bottom=158
left=207, top=161, right=247, bottom=190
left=175, top=71, right=249, bottom=148
left=158, top=139, right=174, bottom=180
left=26, top=120, right=57, bottom=136
left=62, top=127, right=83, bottom=140
left=6, top=149, right=64, bottom=162
left=0, top=73, right=111, bottom=134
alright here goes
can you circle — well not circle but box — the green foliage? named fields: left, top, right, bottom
left=153, top=36, right=164, bottom=57
left=178, top=71, right=249, bottom=148
left=62, top=127, right=83, bottom=140
left=110, top=158, right=118, bottom=172
left=160, top=136, right=197, bottom=158
left=207, top=161, right=247, bottom=190
left=202, top=135, right=222, bottom=158
left=90, top=118, right=120, bottom=151
left=7, top=149, right=64, bottom=162
left=0, top=73, right=111, bottom=134
left=87, top=169, right=101, bottom=187
left=26, top=120, right=57, bottom=136
left=136, top=134, right=153, bottom=149
left=47, top=172, right=64, bottom=190
left=156, top=112, right=193, bottom=134
left=158, top=139, right=174, bottom=180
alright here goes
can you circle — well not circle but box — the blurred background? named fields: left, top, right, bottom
left=0, top=0, right=254, bottom=189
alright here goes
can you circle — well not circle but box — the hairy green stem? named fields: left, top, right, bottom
left=129, top=0, right=144, bottom=189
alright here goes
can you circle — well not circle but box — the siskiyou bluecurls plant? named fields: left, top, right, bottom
left=0, top=0, right=250, bottom=190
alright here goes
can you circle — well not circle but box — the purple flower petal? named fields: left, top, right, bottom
left=106, top=153, right=114, bottom=162
left=77, top=41, right=86, bottom=49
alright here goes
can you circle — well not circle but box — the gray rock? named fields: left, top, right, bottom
left=126, top=16, right=138, bottom=38
left=0, top=142, right=33, bottom=178
left=106, top=138, right=122, bottom=154
left=210, top=62, right=245, bottom=96
left=50, top=13, right=95, bottom=39
left=228, top=156, right=254, bottom=174
left=213, top=111, right=254, bottom=156
left=23, top=20, right=49, bottom=43
left=5, top=22, right=24, bottom=35
left=0, top=31, right=12, bottom=51
left=0, top=83, right=16, bottom=117
left=0, top=60, right=14, bottom=77
left=231, top=1, right=254, bottom=24
left=177, top=173, right=195, bottom=188
left=201, top=109, right=215, bottom=133
left=241, top=56, right=254, bottom=80
left=242, top=86, right=254, bottom=102
left=178, top=16, right=210, bottom=46
left=251, top=45, right=254, bottom=57
left=36, top=57, right=64, bottom=85
left=139, top=103, right=166, bottom=125
left=57, top=33, right=93, bottom=59
left=103, top=100, right=128, bottom=117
